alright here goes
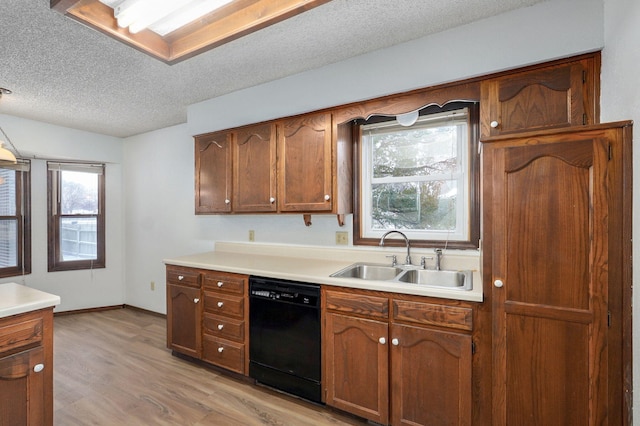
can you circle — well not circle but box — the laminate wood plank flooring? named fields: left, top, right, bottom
left=53, top=308, right=364, bottom=426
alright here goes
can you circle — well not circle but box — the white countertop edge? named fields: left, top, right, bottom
left=163, top=248, right=484, bottom=303
left=0, top=283, right=61, bottom=319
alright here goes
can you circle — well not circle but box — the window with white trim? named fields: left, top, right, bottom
left=356, top=104, right=479, bottom=248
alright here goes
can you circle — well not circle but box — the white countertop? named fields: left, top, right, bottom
left=164, top=242, right=484, bottom=302
left=0, top=283, right=61, bottom=319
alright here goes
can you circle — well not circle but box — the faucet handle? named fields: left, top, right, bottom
left=385, top=255, right=397, bottom=266
left=420, top=256, right=433, bottom=269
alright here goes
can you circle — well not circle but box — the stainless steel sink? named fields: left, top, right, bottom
left=330, top=262, right=473, bottom=291
left=396, top=269, right=472, bottom=290
left=330, top=263, right=403, bottom=281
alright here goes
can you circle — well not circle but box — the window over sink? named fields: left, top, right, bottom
left=355, top=102, right=480, bottom=249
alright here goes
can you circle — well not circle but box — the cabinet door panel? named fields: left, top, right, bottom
left=0, top=346, right=45, bottom=425
left=278, top=113, right=332, bottom=212
left=195, top=132, right=232, bottom=213
left=488, top=131, right=611, bottom=425
left=481, top=59, right=596, bottom=138
left=390, top=324, right=471, bottom=426
left=324, top=312, right=388, bottom=424
left=167, top=284, right=202, bottom=357
left=234, top=123, right=277, bottom=212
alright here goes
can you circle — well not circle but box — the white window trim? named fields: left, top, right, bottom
left=360, top=109, right=470, bottom=242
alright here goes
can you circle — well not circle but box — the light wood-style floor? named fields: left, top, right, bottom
left=53, top=308, right=364, bottom=425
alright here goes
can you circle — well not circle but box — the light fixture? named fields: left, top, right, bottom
left=396, top=110, right=419, bottom=127
left=0, top=127, right=21, bottom=164
left=109, top=0, right=233, bottom=35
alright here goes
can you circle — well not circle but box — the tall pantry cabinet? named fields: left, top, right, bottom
left=481, top=122, right=632, bottom=425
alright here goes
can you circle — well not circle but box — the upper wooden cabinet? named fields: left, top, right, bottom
left=195, top=114, right=352, bottom=220
left=233, top=123, right=277, bottom=212
left=278, top=112, right=333, bottom=212
left=195, top=131, right=232, bottom=213
left=480, top=55, right=600, bottom=138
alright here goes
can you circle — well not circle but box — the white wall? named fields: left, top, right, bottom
left=601, top=0, right=640, bottom=416
left=0, top=114, right=125, bottom=312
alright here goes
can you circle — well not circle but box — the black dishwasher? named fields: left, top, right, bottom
left=249, top=276, right=321, bottom=403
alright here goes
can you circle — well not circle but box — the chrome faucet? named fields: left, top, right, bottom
left=434, top=248, right=443, bottom=271
left=379, top=230, right=412, bottom=265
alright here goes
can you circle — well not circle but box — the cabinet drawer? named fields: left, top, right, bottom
left=325, top=291, right=388, bottom=320
left=203, top=273, right=245, bottom=295
left=203, top=313, right=245, bottom=342
left=166, top=267, right=200, bottom=288
left=0, top=318, right=43, bottom=355
left=204, top=292, right=244, bottom=319
left=393, top=300, right=473, bottom=331
left=202, top=335, right=245, bottom=374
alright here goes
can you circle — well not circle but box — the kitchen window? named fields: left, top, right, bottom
left=47, top=162, right=105, bottom=272
left=0, top=160, right=31, bottom=278
left=355, top=103, right=479, bottom=249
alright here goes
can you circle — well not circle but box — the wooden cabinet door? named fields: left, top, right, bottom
left=233, top=123, right=277, bottom=212
left=277, top=112, right=333, bottom=212
left=324, top=312, right=389, bottom=424
left=481, top=58, right=598, bottom=138
left=486, top=129, right=614, bottom=425
left=0, top=346, right=46, bottom=426
left=390, top=324, right=472, bottom=426
left=167, top=283, right=202, bottom=358
left=195, top=131, right=232, bottom=213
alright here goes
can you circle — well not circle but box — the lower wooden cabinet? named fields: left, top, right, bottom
left=0, top=308, right=54, bottom=426
left=166, top=266, right=249, bottom=375
left=323, top=288, right=473, bottom=426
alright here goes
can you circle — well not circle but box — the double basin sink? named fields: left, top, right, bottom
left=330, top=262, right=472, bottom=291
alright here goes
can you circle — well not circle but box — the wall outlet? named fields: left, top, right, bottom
left=150, top=281, right=155, bottom=291
left=248, top=230, right=255, bottom=241
left=335, top=231, right=349, bottom=245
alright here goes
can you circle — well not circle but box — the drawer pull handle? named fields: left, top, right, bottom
left=178, top=275, right=184, bottom=280
left=217, top=324, right=224, bottom=330
left=391, top=338, right=399, bottom=346
left=324, top=194, right=330, bottom=201
left=217, top=281, right=224, bottom=287
left=490, top=120, right=499, bottom=128
left=269, top=197, right=275, bottom=203
left=217, top=301, right=224, bottom=308
left=33, top=363, right=44, bottom=373
left=378, top=337, right=386, bottom=345
left=193, top=298, right=200, bottom=304
left=494, top=279, right=504, bottom=288
left=218, top=347, right=224, bottom=353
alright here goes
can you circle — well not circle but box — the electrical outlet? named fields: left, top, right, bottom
left=150, top=281, right=155, bottom=291
left=249, top=230, right=255, bottom=241
left=335, top=231, right=348, bottom=245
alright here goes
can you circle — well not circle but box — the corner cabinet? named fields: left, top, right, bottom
left=480, top=54, right=600, bottom=138
left=0, top=308, right=55, bottom=426
left=323, top=288, right=474, bottom=426
left=195, top=131, right=232, bottom=213
left=482, top=122, right=632, bottom=425
left=166, top=265, right=249, bottom=376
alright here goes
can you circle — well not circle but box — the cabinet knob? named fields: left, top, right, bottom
left=378, top=337, right=386, bottom=345
left=217, top=324, right=224, bottom=330
left=269, top=197, right=275, bottom=203
left=324, top=194, right=330, bottom=201
left=218, top=347, right=224, bottom=353
left=225, top=199, right=230, bottom=204
left=494, top=279, right=504, bottom=288
left=178, top=275, right=184, bottom=281
left=217, top=281, right=224, bottom=287
left=391, top=338, right=399, bottom=346
left=490, top=120, right=499, bottom=128
left=33, top=363, right=44, bottom=373
left=217, top=301, right=224, bottom=308
left=193, top=298, right=200, bottom=303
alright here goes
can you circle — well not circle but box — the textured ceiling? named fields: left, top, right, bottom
left=0, top=0, right=546, bottom=138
